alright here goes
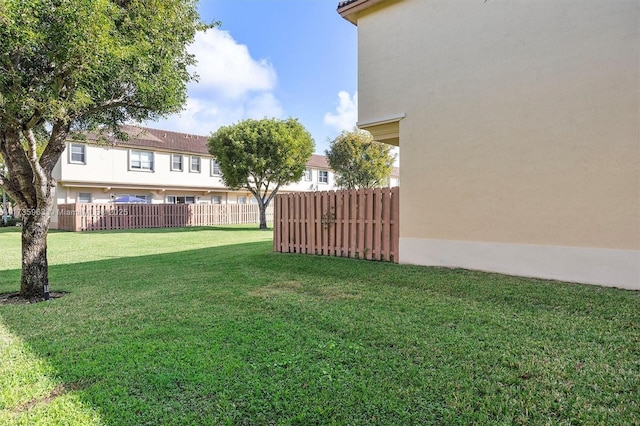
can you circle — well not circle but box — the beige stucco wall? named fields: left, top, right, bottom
left=355, top=0, right=639, bottom=287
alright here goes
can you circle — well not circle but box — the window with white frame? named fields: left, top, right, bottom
left=69, top=143, right=86, bottom=164
left=190, top=156, right=201, bottom=173
left=238, top=196, right=247, bottom=204
left=166, top=195, right=195, bottom=204
left=318, top=170, right=329, bottom=184
left=212, top=195, right=222, bottom=204
left=171, top=154, right=183, bottom=171
left=211, top=159, right=221, bottom=176
left=304, top=169, right=312, bottom=181
left=130, top=150, right=154, bottom=171
left=78, top=192, right=92, bottom=203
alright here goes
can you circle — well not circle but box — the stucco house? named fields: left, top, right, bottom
left=51, top=125, right=399, bottom=228
left=338, top=0, right=639, bottom=289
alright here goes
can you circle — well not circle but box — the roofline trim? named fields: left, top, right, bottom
left=357, top=113, right=406, bottom=128
left=337, top=0, right=387, bottom=24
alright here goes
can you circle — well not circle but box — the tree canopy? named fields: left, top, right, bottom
left=208, top=118, right=314, bottom=229
left=0, top=0, right=206, bottom=299
left=325, top=129, right=396, bottom=189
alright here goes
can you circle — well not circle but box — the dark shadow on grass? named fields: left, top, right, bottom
left=0, top=241, right=638, bottom=424
left=0, top=291, right=67, bottom=305
left=0, top=239, right=277, bottom=424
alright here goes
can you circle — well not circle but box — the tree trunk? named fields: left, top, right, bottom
left=2, top=122, right=68, bottom=300
left=20, top=204, right=52, bottom=299
left=259, top=202, right=268, bottom=230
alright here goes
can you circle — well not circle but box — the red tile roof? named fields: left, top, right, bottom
left=306, top=154, right=330, bottom=169
left=337, top=0, right=387, bottom=24
left=337, top=0, right=361, bottom=8
left=84, top=125, right=210, bottom=155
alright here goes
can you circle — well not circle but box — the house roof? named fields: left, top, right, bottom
left=83, top=125, right=211, bottom=155
left=337, top=0, right=361, bottom=8
left=307, top=154, right=330, bottom=169
left=337, top=0, right=388, bottom=24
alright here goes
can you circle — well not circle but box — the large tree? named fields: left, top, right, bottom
left=0, top=0, right=206, bottom=300
left=326, top=128, right=396, bottom=189
left=208, top=118, right=314, bottom=230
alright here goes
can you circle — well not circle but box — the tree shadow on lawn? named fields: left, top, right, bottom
left=2, top=241, right=445, bottom=424
left=0, top=242, right=639, bottom=424
left=0, top=240, right=284, bottom=424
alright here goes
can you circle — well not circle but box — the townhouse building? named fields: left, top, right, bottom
left=51, top=125, right=398, bottom=227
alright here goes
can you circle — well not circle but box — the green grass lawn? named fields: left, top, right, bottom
left=0, top=226, right=638, bottom=425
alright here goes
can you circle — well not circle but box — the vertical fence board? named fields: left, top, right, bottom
left=273, top=196, right=280, bottom=252
left=294, top=194, right=301, bottom=253
left=328, top=191, right=335, bottom=256
left=391, top=187, right=399, bottom=262
left=382, top=188, right=391, bottom=261
left=322, top=192, right=329, bottom=256
left=373, top=188, right=382, bottom=260
left=301, top=194, right=308, bottom=254
left=349, top=190, right=357, bottom=258
left=365, top=188, right=374, bottom=260
left=283, top=195, right=291, bottom=252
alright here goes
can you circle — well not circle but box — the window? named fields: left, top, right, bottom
left=211, top=160, right=221, bottom=176
left=318, top=170, right=328, bottom=184
left=130, top=150, right=154, bottom=171
left=134, top=195, right=151, bottom=203
left=212, top=195, right=222, bottom=204
left=78, top=192, right=92, bottom=203
left=304, top=169, right=312, bottom=181
left=166, top=195, right=195, bottom=204
left=238, top=196, right=247, bottom=204
left=70, top=144, right=86, bottom=164
left=171, top=154, right=183, bottom=171
left=190, top=156, right=201, bottom=173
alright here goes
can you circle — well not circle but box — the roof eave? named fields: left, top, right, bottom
left=337, top=0, right=387, bottom=25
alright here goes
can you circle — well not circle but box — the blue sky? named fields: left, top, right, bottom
left=151, top=0, right=359, bottom=155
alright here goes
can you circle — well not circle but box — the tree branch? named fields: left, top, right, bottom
left=264, top=183, right=281, bottom=207
left=40, top=120, right=71, bottom=174
left=82, top=97, right=147, bottom=116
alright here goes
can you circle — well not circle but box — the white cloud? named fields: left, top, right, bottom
left=245, top=93, right=283, bottom=119
left=190, top=29, right=277, bottom=99
left=150, top=28, right=283, bottom=135
left=324, top=91, right=358, bottom=133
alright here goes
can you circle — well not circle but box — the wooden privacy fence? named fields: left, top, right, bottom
left=56, top=203, right=273, bottom=231
left=273, top=187, right=399, bottom=262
